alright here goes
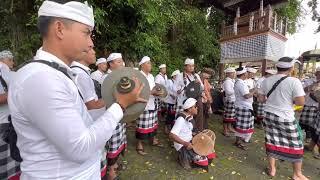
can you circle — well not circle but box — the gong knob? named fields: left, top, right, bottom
left=117, top=76, right=135, bottom=94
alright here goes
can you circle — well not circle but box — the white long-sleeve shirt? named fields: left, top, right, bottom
left=71, top=61, right=105, bottom=121
left=166, top=79, right=177, bottom=105
left=173, top=72, right=203, bottom=106
left=8, top=49, right=123, bottom=180
left=222, top=77, right=235, bottom=102
left=91, top=69, right=107, bottom=85
left=0, top=62, right=12, bottom=124
left=140, top=71, right=156, bottom=110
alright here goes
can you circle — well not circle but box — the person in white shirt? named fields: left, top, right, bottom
left=91, top=57, right=108, bottom=84
left=254, top=69, right=277, bottom=128
left=299, top=67, right=320, bottom=142
left=173, top=58, right=204, bottom=132
left=258, top=57, right=308, bottom=180
left=104, top=53, right=127, bottom=179
left=70, top=48, right=109, bottom=178
left=234, top=67, right=256, bottom=150
left=155, top=64, right=168, bottom=117
left=8, top=1, right=145, bottom=179
left=0, top=50, right=20, bottom=180
left=222, top=67, right=236, bottom=136
left=245, top=67, right=257, bottom=90
left=169, top=98, right=214, bottom=170
left=136, top=56, right=164, bottom=156
left=164, top=70, right=180, bottom=133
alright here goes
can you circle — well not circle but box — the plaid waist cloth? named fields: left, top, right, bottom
left=255, top=102, right=265, bottom=119
left=136, top=110, right=158, bottom=134
left=0, top=138, right=20, bottom=180
left=106, top=122, right=127, bottom=159
left=223, top=101, right=236, bottom=122
left=264, top=111, right=304, bottom=162
left=175, top=105, right=184, bottom=119
left=235, top=107, right=254, bottom=134
left=312, top=112, right=320, bottom=146
left=299, top=105, right=317, bottom=127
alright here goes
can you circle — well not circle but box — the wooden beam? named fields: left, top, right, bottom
left=261, top=59, right=267, bottom=76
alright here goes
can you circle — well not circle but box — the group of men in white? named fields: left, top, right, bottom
left=0, top=1, right=318, bottom=180
left=0, top=1, right=217, bottom=179
left=222, top=57, right=320, bottom=180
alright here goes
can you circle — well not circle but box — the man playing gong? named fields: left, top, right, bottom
left=136, top=56, right=164, bottom=155
left=8, top=1, right=145, bottom=179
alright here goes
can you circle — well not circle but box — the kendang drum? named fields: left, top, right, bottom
left=192, top=129, right=216, bottom=156
left=101, top=67, right=150, bottom=123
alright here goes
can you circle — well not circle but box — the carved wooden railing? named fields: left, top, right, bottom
left=220, top=5, right=287, bottom=41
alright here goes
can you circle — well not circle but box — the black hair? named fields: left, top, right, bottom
left=276, top=67, right=291, bottom=72
left=235, top=67, right=245, bottom=78
left=276, top=56, right=294, bottom=72
left=278, top=56, right=293, bottom=62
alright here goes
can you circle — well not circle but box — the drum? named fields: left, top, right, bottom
left=101, top=67, right=150, bottom=123
left=192, top=129, right=215, bottom=156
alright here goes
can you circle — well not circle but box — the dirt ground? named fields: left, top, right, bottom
left=118, top=114, right=320, bottom=180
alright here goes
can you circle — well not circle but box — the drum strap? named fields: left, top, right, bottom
left=266, top=76, right=288, bottom=98
left=19, top=60, right=84, bottom=100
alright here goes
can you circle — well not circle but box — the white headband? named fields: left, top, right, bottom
left=185, top=58, right=194, bottom=65
left=236, top=68, right=247, bottom=75
left=171, top=70, right=180, bottom=77
left=107, top=53, right=122, bottom=62
left=0, top=50, right=13, bottom=60
left=159, top=64, right=166, bottom=69
left=183, top=98, right=197, bottom=110
left=224, top=67, right=235, bottom=73
left=276, top=59, right=301, bottom=68
left=96, top=58, right=106, bottom=65
left=38, top=1, right=94, bottom=28
left=247, top=67, right=257, bottom=73
left=139, top=56, right=151, bottom=66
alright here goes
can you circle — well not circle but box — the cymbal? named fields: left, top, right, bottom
left=101, top=67, right=150, bottom=123
left=185, top=81, right=201, bottom=99
left=153, top=83, right=168, bottom=98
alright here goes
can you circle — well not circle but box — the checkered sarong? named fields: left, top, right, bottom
left=100, top=148, right=107, bottom=178
left=299, top=105, right=317, bottom=127
left=0, top=137, right=20, bottom=179
left=235, top=107, right=254, bottom=134
left=155, top=98, right=161, bottom=111
left=312, top=112, right=320, bottom=146
left=264, top=111, right=304, bottom=162
left=107, top=123, right=127, bottom=159
left=136, top=110, right=158, bottom=139
left=223, top=101, right=235, bottom=123
left=255, top=102, right=265, bottom=119
left=166, top=103, right=176, bottom=126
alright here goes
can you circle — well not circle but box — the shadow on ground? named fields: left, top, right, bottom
left=119, top=114, right=320, bottom=180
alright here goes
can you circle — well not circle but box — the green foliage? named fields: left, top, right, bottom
left=274, top=0, right=302, bottom=34
left=308, top=0, right=320, bottom=32
left=0, top=0, right=303, bottom=75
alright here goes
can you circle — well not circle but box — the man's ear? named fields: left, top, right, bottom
left=53, top=20, right=68, bottom=40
